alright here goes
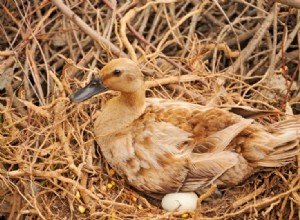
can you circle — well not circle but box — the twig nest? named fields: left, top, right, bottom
left=161, top=192, right=198, bottom=212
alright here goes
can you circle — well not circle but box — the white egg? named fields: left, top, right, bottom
left=161, top=192, right=198, bottom=212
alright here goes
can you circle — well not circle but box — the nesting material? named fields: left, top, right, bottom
left=1, top=1, right=300, bottom=220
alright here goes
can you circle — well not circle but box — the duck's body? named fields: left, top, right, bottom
left=70, top=58, right=300, bottom=194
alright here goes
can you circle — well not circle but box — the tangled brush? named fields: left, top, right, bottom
left=1, top=0, right=300, bottom=219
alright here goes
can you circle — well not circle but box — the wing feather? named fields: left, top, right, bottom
left=198, top=119, right=253, bottom=153
left=180, top=151, right=239, bottom=191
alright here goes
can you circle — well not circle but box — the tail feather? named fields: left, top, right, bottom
left=249, top=118, right=300, bottom=168
left=255, top=140, right=299, bottom=167
left=270, top=140, right=299, bottom=155
left=269, top=118, right=300, bottom=134
left=255, top=159, right=294, bottom=167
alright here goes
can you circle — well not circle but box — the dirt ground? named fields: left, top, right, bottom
left=1, top=0, right=300, bottom=219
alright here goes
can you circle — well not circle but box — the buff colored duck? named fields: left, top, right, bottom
left=70, top=58, right=300, bottom=195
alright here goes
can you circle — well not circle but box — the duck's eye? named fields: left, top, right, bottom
left=113, top=69, right=122, bottom=77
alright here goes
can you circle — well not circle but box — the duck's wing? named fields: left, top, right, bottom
left=145, top=98, right=254, bottom=153
left=195, top=119, right=253, bottom=153
left=140, top=98, right=254, bottom=190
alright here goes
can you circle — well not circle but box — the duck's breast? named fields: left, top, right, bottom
left=97, top=116, right=194, bottom=192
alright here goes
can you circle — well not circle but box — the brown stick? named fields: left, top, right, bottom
left=228, top=5, right=277, bottom=74
left=50, top=0, right=126, bottom=57
left=274, top=0, right=300, bottom=9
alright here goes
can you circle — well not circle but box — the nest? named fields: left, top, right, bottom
left=1, top=0, right=300, bottom=219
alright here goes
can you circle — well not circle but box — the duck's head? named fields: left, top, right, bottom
left=70, top=58, right=144, bottom=102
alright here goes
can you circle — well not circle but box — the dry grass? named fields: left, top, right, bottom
left=1, top=0, right=300, bottom=219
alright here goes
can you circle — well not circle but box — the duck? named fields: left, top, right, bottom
left=70, top=58, right=300, bottom=195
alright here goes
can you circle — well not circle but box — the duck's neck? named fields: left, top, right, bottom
left=94, top=87, right=146, bottom=137
left=119, top=87, right=145, bottom=110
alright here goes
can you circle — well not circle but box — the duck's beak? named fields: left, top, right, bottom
left=70, top=75, right=109, bottom=103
